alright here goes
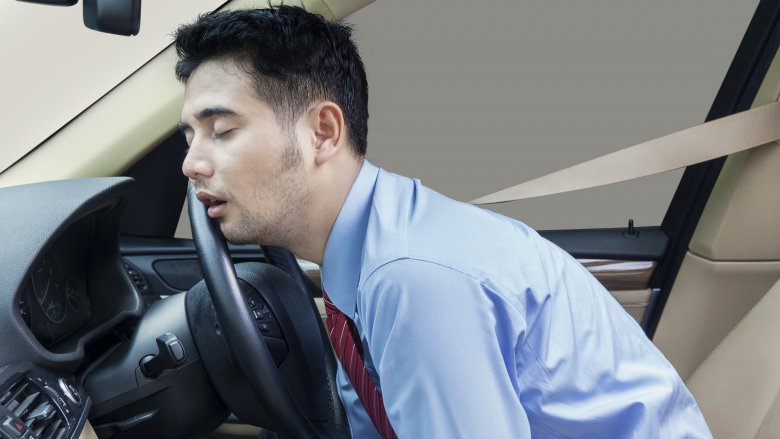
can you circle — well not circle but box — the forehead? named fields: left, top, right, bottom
left=181, top=59, right=270, bottom=121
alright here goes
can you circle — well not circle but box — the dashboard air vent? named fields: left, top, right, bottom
left=1, top=378, right=68, bottom=439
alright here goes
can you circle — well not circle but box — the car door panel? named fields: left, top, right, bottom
left=541, top=228, right=665, bottom=327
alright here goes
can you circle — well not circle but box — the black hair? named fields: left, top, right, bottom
left=174, top=5, right=368, bottom=156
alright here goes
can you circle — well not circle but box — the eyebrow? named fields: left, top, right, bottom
left=178, top=106, right=239, bottom=134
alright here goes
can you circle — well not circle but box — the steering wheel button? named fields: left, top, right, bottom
left=257, top=321, right=282, bottom=338
left=253, top=309, right=271, bottom=321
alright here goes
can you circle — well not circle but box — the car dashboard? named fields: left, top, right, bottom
left=0, top=177, right=144, bottom=439
left=19, top=219, right=94, bottom=350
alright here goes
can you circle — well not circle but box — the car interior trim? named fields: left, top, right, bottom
left=654, top=252, right=780, bottom=380
left=646, top=0, right=780, bottom=338
left=685, top=278, right=780, bottom=439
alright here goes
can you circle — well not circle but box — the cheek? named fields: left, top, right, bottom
left=222, top=148, right=264, bottom=184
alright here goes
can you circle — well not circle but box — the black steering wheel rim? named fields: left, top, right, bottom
left=187, top=184, right=320, bottom=438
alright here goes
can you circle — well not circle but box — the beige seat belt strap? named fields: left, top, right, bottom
left=471, top=101, right=780, bottom=205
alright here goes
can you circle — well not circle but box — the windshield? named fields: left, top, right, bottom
left=0, top=0, right=220, bottom=173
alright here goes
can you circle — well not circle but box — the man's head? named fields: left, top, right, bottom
left=175, top=6, right=368, bottom=258
left=174, top=6, right=368, bottom=156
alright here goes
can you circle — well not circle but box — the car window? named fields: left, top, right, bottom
left=350, top=0, right=759, bottom=230
left=0, top=0, right=221, bottom=174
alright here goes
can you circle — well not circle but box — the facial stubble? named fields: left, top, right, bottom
left=219, top=136, right=312, bottom=248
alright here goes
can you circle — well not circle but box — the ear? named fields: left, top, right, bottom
left=307, top=101, right=346, bottom=166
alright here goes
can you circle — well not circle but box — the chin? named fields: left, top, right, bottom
left=222, top=234, right=257, bottom=246
left=218, top=222, right=261, bottom=246
left=220, top=229, right=252, bottom=245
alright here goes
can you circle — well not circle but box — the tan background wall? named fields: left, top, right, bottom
left=348, top=0, right=758, bottom=229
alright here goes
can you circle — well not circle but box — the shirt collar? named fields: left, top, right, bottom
left=321, top=160, right=379, bottom=317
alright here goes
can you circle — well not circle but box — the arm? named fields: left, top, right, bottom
left=358, top=259, right=531, bottom=438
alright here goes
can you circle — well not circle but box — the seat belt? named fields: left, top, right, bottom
left=471, top=101, right=780, bottom=205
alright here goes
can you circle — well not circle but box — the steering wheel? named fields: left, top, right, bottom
left=186, top=184, right=345, bottom=438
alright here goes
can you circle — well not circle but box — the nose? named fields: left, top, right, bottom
left=182, top=137, right=214, bottom=180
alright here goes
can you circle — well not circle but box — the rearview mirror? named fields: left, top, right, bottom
left=83, top=0, right=141, bottom=36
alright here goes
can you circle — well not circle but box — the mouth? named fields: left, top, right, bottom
left=195, top=191, right=228, bottom=219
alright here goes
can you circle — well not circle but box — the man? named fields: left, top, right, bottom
left=175, top=6, right=711, bottom=438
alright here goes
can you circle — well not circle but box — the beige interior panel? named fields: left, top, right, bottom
left=686, top=279, right=780, bottom=439
left=203, top=422, right=263, bottom=439
left=609, top=289, right=651, bottom=324
left=653, top=252, right=780, bottom=380
left=756, top=391, right=780, bottom=439
left=0, top=0, right=374, bottom=189
left=315, top=297, right=327, bottom=324
left=689, top=140, right=780, bottom=261
left=0, top=44, right=184, bottom=188
left=78, top=421, right=98, bottom=439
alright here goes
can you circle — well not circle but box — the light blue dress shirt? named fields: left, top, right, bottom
left=320, top=160, right=711, bottom=438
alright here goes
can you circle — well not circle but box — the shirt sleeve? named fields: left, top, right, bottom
left=357, top=259, right=532, bottom=438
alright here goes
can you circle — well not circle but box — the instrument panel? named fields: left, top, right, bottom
left=19, top=219, right=93, bottom=348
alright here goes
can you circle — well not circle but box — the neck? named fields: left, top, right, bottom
left=286, top=156, right=364, bottom=265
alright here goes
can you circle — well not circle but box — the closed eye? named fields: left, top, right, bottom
left=213, top=128, right=235, bottom=140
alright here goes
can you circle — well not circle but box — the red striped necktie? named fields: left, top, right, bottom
left=322, top=290, right=398, bottom=439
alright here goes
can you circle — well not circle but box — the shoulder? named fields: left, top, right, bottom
left=361, top=258, right=481, bottom=301
left=358, top=259, right=483, bottom=314
left=365, top=168, right=536, bottom=275
left=357, top=258, right=525, bottom=326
